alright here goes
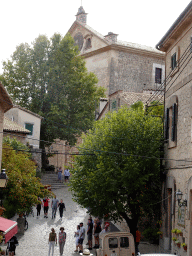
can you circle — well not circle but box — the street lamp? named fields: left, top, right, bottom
left=176, top=189, right=187, bottom=207
left=0, top=169, right=8, bottom=188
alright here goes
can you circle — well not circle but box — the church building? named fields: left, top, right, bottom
left=68, top=6, right=165, bottom=98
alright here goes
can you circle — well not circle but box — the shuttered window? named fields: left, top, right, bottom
left=165, top=108, right=169, bottom=141
left=155, top=68, right=162, bottom=84
left=25, top=123, right=34, bottom=136
left=171, top=53, right=177, bottom=70
left=171, top=103, right=177, bottom=141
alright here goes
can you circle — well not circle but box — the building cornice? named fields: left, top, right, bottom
left=81, top=43, right=165, bottom=59
left=156, top=1, right=192, bottom=52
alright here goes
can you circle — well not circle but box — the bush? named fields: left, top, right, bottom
left=142, top=227, right=159, bottom=244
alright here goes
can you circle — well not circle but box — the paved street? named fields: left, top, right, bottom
left=3, top=186, right=92, bottom=256
left=1, top=185, right=159, bottom=255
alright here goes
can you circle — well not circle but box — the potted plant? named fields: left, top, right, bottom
left=175, top=240, right=181, bottom=248
left=176, top=229, right=183, bottom=236
left=181, top=243, right=187, bottom=251
left=171, top=228, right=178, bottom=234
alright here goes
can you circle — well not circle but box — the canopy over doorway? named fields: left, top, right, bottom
left=0, top=217, right=18, bottom=243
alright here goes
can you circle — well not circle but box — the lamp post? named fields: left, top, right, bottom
left=176, top=189, right=187, bottom=207
left=0, top=169, right=8, bottom=188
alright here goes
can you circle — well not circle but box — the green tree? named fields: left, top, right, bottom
left=2, top=137, right=52, bottom=217
left=70, top=106, right=163, bottom=237
left=1, top=33, right=105, bottom=166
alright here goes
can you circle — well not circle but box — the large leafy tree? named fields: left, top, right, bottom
left=70, top=106, right=163, bottom=237
left=1, top=137, right=52, bottom=217
left=0, top=33, right=105, bottom=161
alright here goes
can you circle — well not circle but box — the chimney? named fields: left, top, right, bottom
left=104, top=32, right=118, bottom=43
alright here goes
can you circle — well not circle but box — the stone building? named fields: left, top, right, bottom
left=68, top=6, right=165, bottom=96
left=3, top=116, right=30, bottom=144
left=0, top=82, right=13, bottom=169
left=5, top=105, right=43, bottom=171
left=97, top=90, right=163, bottom=120
left=156, top=2, right=192, bottom=254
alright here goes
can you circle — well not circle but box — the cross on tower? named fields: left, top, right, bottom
left=81, top=0, right=83, bottom=6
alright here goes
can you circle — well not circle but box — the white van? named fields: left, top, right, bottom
left=96, top=232, right=135, bottom=256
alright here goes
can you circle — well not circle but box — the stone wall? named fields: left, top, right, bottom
left=163, top=20, right=192, bottom=255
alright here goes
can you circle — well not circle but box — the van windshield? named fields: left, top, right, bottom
left=109, top=238, right=118, bottom=248
left=120, top=237, right=129, bottom=248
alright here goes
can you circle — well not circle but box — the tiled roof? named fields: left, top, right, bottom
left=3, top=117, right=30, bottom=134
left=78, top=22, right=164, bottom=55
left=119, top=91, right=164, bottom=107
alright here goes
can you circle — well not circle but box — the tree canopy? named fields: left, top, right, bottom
left=0, top=33, right=105, bottom=148
left=70, top=106, right=163, bottom=236
left=2, top=137, right=52, bottom=217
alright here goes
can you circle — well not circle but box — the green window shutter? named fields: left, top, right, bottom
left=25, top=123, right=33, bottom=136
left=171, top=104, right=177, bottom=141
left=165, top=108, right=169, bottom=141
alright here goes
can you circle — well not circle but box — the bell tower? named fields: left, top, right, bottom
left=76, top=6, right=87, bottom=24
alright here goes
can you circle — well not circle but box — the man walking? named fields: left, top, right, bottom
left=87, top=218, right=93, bottom=250
left=78, top=222, right=85, bottom=253
left=51, top=196, right=59, bottom=219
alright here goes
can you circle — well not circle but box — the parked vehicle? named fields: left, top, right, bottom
left=96, top=232, right=135, bottom=256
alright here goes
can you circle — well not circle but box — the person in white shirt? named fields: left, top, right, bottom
left=78, top=222, right=85, bottom=253
left=64, top=169, right=70, bottom=183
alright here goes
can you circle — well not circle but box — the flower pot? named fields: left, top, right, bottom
left=177, top=243, right=180, bottom=248
left=184, top=246, right=187, bottom=251
left=179, top=232, right=183, bottom=236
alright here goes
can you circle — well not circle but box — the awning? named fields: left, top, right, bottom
left=0, top=217, right=18, bottom=243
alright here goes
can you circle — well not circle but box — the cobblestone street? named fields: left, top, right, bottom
left=1, top=185, right=159, bottom=255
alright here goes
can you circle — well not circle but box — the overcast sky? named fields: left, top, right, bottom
left=0, top=0, right=191, bottom=73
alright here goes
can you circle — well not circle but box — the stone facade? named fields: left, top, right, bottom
left=0, top=83, right=13, bottom=169
left=156, top=2, right=192, bottom=255
left=68, top=7, right=165, bottom=97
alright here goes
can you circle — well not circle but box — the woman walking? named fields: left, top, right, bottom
left=58, top=167, right=62, bottom=182
left=48, top=228, right=57, bottom=256
left=58, top=227, right=66, bottom=256
left=36, top=197, right=42, bottom=217
left=58, top=199, right=65, bottom=220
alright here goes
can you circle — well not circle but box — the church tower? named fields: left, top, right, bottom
left=76, top=6, right=87, bottom=24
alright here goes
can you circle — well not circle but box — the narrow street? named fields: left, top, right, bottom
left=1, top=185, right=159, bottom=255
left=3, top=186, right=91, bottom=256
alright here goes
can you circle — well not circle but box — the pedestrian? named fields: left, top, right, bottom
left=135, top=227, right=141, bottom=255
left=93, top=218, right=101, bottom=248
left=100, top=222, right=110, bottom=234
left=58, top=167, right=62, bottom=182
left=74, top=225, right=80, bottom=252
left=36, top=197, right=42, bottom=217
left=87, top=218, right=93, bottom=250
left=7, top=235, right=18, bottom=256
left=48, top=228, right=57, bottom=256
left=58, top=227, right=66, bottom=256
left=58, top=199, right=65, bottom=219
left=51, top=195, right=59, bottom=219
left=43, top=197, right=49, bottom=218
left=64, top=168, right=70, bottom=183
left=78, top=222, right=85, bottom=253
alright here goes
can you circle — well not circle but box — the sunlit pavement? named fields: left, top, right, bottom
left=1, top=185, right=159, bottom=255
left=4, top=186, right=94, bottom=256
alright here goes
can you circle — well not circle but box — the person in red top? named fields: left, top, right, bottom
left=43, top=197, right=49, bottom=218
left=135, top=228, right=141, bottom=255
